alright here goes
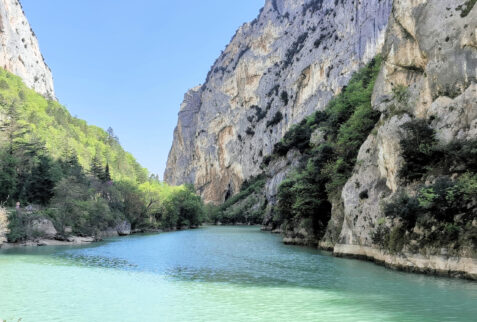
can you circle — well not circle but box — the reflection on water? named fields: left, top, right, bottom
left=1, top=226, right=477, bottom=322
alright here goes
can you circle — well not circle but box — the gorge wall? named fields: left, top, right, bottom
left=165, top=0, right=393, bottom=204
left=0, top=0, right=55, bottom=98
left=166, top=0, right=477, bottom=278
left=0, top=0, right=56, bottom=246
left=335, top=0, right=477, bottom=278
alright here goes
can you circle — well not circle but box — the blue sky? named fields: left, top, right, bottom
left=21, top=0, right=264, bottom=178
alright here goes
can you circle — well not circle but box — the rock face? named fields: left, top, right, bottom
left=116, top=220, right=131, bottom=236
left=0, top=0, right=55, bottom=98
left=0, top=207, right=8, bottom=246
left=335, top=0, right=477, bottom=276
left=165, top=0, right=393, bottom=203
left=29, top=218, right=57, bottom=239
left=166, top=0, right=477, bottom=278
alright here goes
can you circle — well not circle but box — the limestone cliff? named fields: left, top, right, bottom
left=165, top=0, right=393, bottom=203
left=166, top=0, right=477, bottom=279
left=334, top=0, right=477, bottom=278
left=0, top=0, right=55, bottom=98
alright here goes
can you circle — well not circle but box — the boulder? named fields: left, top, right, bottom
left=99, top=227, right=119, bottom=238
left=116, top=221, right=131, bottom=236
left=0, top=207, right=8, bottom=246
left=30, top=218, right=57, bottom=239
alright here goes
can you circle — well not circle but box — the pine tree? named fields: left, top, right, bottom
left=107, top=127, right=119, bottom=145
left=26, top=155, right=55, bottom=205
left=102, top=163, right=112, bottom=182
left=90, top=155, right=104, bottom=181
left=0, top=149, right=18, bottom=204
left=0, top=105, right=33, bottom=156
left=0, top=105, right=48, bottom=204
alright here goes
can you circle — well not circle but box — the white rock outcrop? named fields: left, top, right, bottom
left=0, top=0, right=55, bottom=98
left=165, top=0, right=393, bottom=204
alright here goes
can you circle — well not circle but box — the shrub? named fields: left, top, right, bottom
left=372, top=224, right=390, bottom=248
left=398, top=119, right=477, bottom=181
left=440, top=139, right=477, bottom=173
left=388, top=226, right=406, bottom=253
left=6, top=211, right=28, bottom=242
left=380, top=172, right=477, bottom=253
left=280, top=91, right=289, bottom=106
left=266, top=111, right=283, bottom=128
left=262, top=155, right=272, bottom=166
left=336, top=104, right=380, bottom=163
left=314, top=33, right=328, bottom=48
left=274, top=123, right=311, bottom=155
left=0, top=79, right=9, bottom=89
left=456, top=0, right=476, bottom=17
left=215, top=174, right=267, bottom=224
left=302, top=0, right=324, bottom=15
left=6, top=211, right=44, bottom=242
left=399, top=120, right=437, bottom=181
left=284, top=33, right=308, bottom=68
left=252, top=105, right=267, bottom=122
left=417, top=178, right=454, bottom=219
left=392, top=85, right=409, bottom=105
left=455, top=172, right=477, bottom=201
left=383, top=192, right=421, bottom=228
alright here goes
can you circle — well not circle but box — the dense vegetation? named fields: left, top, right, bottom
left=0, top=69, right=205, bottom=242
left=209, top=174, right=267, bottom=225
left=273, top=56, right=382, bottom=239
left=374, top=120, right=477, bottom=254
left=0, top=69, right=147, bottom=182
left=214, top=56, right=382, bottom=231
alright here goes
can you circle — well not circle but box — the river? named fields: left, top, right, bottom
left=1, top=226, right=476, bottom=321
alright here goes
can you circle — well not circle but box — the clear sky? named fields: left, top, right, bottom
left=21, top=0, right=264, bottom=179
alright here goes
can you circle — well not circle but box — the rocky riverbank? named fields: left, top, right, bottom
left=334, top=244, right=477, bottom=281
left=0, top=215, right=203, bottom=249
left=1, top=236, right=96, bottom=248
left=261, top=225, right=477, bottom=281
left=0, top=217, right=133, bottom=249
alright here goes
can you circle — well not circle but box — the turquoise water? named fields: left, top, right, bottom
left=0, top=226, right=476, bottom=321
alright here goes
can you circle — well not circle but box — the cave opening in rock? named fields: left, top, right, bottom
left=312, top=200, right=332, bottom=239
left=224, top=184, right=233, bottom=202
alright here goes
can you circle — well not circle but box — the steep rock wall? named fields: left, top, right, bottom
left=0, top=0, right=55, bottom=98
left=165, top=0, right=393, bottom=203
left=335, top=0, right=477, bottom=277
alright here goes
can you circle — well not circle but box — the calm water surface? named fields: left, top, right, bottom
left=0, top=226, right=476, bottom=321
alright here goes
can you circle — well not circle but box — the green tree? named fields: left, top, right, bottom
left=24, top=155, right=55, bottom=205
left=102, top=163, right=112, bottom=182
left=0, top=149, right=18, bottom=203
left=90, top=155, right=105, bottom=181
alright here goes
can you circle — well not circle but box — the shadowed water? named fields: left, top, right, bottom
left=1, top=226, right=476, bottom=321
